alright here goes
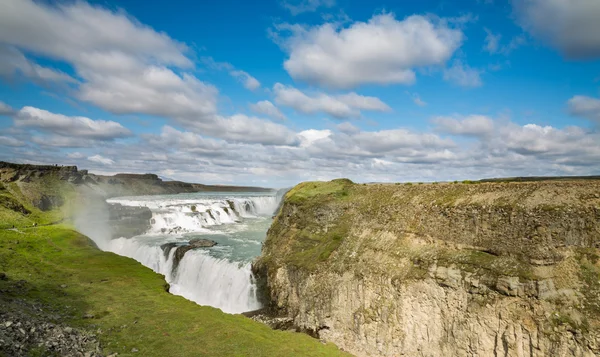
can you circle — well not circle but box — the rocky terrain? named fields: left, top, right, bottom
left=0, top=275, right=103, bottom=357
left=254, top=179, right=600, bottom=357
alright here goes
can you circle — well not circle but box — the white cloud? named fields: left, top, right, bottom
left=0, top=101, right=14, bottom=115
left=336, top=122, right=360, bottom=135
left=443, top=60, right=483, bottom=87
left=432, top=115, right=495, bottom=136
left=0, top=136, right=25, bottom=147
left=0, top=0, right=190, bottom=67
left=277, top=13, right=464, bottom=89
left=484, top=28, right=501, bottom=53
left=145, top=126, right=224, bottom=153
left=273, top=83, right=390, bottom=119
left=230, top=70, right=261, bottom=91
left=4, top=109, right=600, bottom=187
left=14, top=106, right=132, bottom=140
left=281, top=0, right=335, bottom=15
left=568, top=95, right=600, bottom=123
left=298, top=129, right=332, bottom=147
left=483, top=29, right=525, bottom=55
left=512, top=0, right=600, bottom=58
left=78, top=66, right=218, bottom=119
left=31, top=135, right=96, bottom=148
left=351, top=129, right=454, bottom=154
left=0, top=45, right=77, bottom=84
left=88, top=154, right=115, bottom=166
left=406, top=92, right=427, bottom=107
left=67, top=152, right=85, bottom=159
left=0, top=0, right=219, bottom=126
left=250, top=100, right=286, bottom=121
left=188, top=114, right=300, bottom=146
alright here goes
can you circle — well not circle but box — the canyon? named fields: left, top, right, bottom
left=254, top=179, right=600, bottom=357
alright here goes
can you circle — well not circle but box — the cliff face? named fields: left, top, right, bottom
left=254, top=179, right=600, bottom=357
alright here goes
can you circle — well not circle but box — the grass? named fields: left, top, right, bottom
left=0, top=185, right=350, bottom=356
left=285, top=179, right=354, bottom=204
left=285, top=223, right=350, bottom=270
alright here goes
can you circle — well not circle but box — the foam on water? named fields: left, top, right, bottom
left=107, top=195, right=279, bottom=234
left=100, top=191, right=283, bottom=314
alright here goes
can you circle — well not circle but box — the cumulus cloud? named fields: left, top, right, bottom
left=0, top=1, right=219, bottom=126
left=281, top=0, right=335, bottom=15
left=186, top=114, right=300, bottom=146
left=336, top=122, right=360, bottom=135
left=568, top=95, right=600, bottom=123
left=0, top=0, right=190, bottom=67
left=14, top=106, right=132, bottom=140
left=443, top=60, right=483, bottom=87
left=512, top=0, right=600, bottom=58
left=250, top=100, right=286, bottom=121
left=432, top=114, right=600, bottom=166
left=230, top=70, right=261, bottom=91
left=274, top=83, right=390, bottom=119
left=0, top=136, right=25, bottom=147
left=0, top=101, right=14, bottom=115
left=298, top=129, right=332, bottom=147
left=4, top=108, right=600, bottom=186
left=145, top=126, right=224, bottom=153
left=78, top=66, right=218, bottom=119
left=88, top=154, right=115, bottom=166
left=432, top=115, right=495, bottom=136
left=0, top=45, right=77, bottom=84
left=276, top=13, right=464, bottom=88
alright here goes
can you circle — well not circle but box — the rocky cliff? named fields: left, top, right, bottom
left=254, top=179, right=600, bottom=357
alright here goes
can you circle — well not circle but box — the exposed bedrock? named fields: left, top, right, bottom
left=161, top=239, right=218, bottom=272
left=253, top=179, right=600, bottom=357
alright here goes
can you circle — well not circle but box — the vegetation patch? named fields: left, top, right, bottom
left=0, top=179, right=350, bottom=357
left=285, top=179, right=354, bottom=204
left=286, top=222, right=350, bottom=270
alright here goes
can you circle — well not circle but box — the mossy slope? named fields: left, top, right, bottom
left=0, top=181, right=349, bottom=356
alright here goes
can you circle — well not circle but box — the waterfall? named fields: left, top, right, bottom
left=96, top=192, right=281, bottom=314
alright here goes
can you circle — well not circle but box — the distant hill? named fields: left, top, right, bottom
left=0, top=161, right=273, bottom=209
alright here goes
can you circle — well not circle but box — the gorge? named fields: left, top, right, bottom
left=254, top=179, right=600, bottom=357
left=2, top=162, right=600, bottom=356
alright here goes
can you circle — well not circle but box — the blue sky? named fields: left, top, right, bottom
left=0, top=0, right=599, bottom=187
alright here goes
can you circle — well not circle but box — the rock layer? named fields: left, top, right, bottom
left=254, top=179, right=600, bottom=357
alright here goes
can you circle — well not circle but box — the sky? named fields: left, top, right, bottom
left=0, top=0, right=599, bottom=187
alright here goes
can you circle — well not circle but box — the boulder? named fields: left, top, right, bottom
left=189, top=239, right=217, bottom=248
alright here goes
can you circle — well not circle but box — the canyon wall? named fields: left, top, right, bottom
left=254, top=179, right=600, bottom=357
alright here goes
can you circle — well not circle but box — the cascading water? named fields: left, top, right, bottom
left=99, top=192, right=280, bottom=314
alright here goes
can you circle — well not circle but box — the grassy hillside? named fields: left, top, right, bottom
left=0, top=182, right=349, bottom=356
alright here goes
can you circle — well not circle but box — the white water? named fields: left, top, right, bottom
left=101, top=192, right=280, bottom=314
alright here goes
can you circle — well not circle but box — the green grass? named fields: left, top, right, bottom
left=286, top=223, right=350, bottom=270
left=0, top=185, right=350, bottom=356
left=285, top=179, right=354, bottom=204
